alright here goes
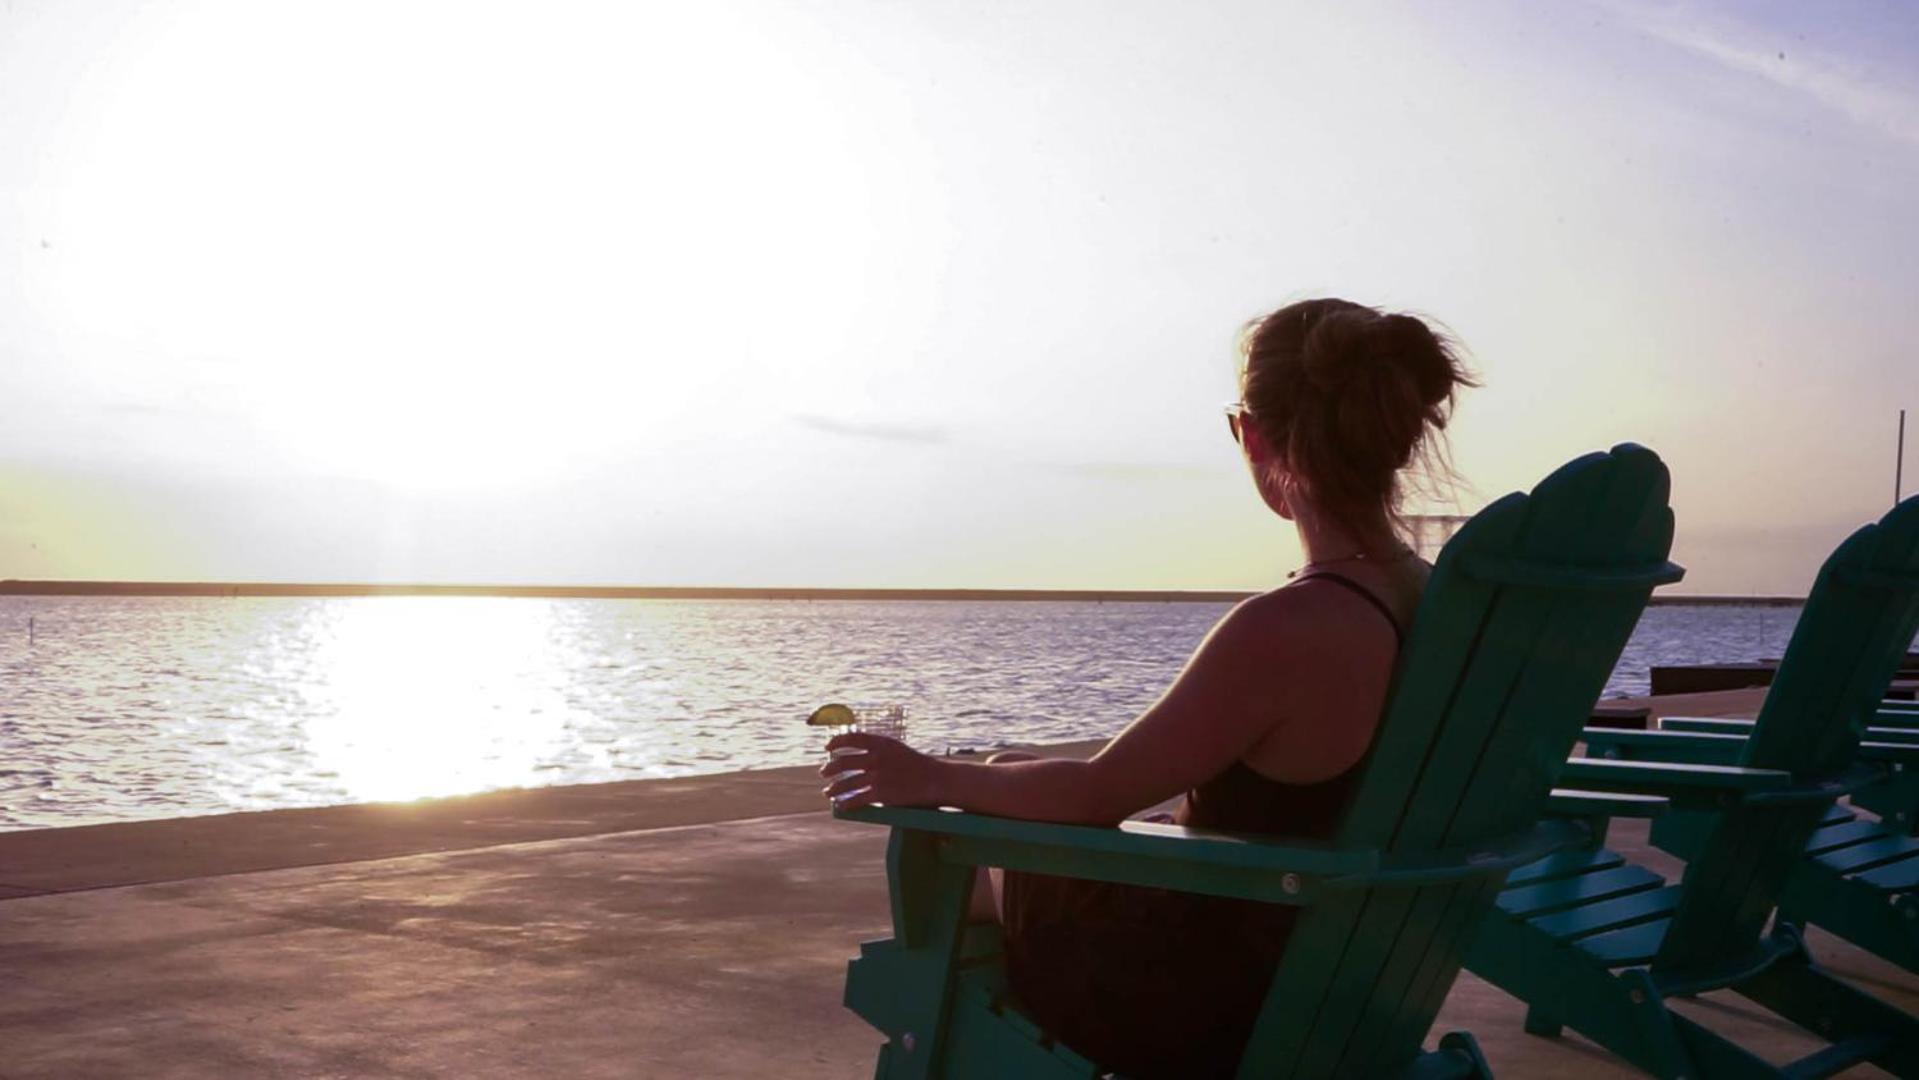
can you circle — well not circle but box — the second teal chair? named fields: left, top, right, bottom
left=1468, top=493, right=1919, bottom=1078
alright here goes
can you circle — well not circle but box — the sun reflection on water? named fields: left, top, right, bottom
left=297, top=597, right=579, bottom=803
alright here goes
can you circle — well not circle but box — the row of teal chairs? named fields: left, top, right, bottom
left=834, top=444, right=1919, bottom=1078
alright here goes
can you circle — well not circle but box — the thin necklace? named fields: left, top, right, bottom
left=1288, top=545, right=1416, bottom=580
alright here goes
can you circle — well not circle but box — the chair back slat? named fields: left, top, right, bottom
left=1653, top=495, right=1919, bottom=979
left=1235, top=444, right=1680, bottom=1077
left=1747, top=504, right=1919, bottom=772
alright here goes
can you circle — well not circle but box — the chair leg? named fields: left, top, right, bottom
left=1734, top=926, right=1919, bottom=1078
left=1396, top=1032, right=1493, bottom=1080
left=1437, top=1031, right=1494, bottom=1079
left=1896, top=893, right=1919, bottom=957
left=1615, top=970, right=1704, bottom=1080
left=872, top=828, right=979, bottom=1078
left=1779, top=872, right=1919, bottom=975
left=1469, top=910, right=1694, bottom=1075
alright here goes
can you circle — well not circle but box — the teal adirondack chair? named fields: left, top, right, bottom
left=1642, top=686, right=1919, bottom=834
left=1469, top=494, right=1919, bottom=1078
left=1574, top=494, right=1919, bottom=982
left=835, top=444, right=1682, bottom=1078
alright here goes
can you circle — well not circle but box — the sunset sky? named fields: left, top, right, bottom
left=2, top=0, right=1915, bottom=594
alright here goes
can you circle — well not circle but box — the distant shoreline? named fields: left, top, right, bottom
left=0, top=579, right=1805, bottom=606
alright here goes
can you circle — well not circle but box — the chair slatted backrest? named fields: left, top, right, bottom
left=1652, top=494, right=1919, bottom=979
left=1238, top=444, right=1679, bottom=1079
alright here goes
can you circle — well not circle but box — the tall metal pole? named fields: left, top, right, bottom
left=1900, top=408, right=1907, bottom=507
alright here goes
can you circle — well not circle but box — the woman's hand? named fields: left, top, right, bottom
left=819, top=732, right=946, bottom=811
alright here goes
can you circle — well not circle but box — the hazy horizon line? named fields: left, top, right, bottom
left=0, top=579, right=1807, bottom=606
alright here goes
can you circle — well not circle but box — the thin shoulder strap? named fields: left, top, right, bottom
left=1294, top=570, right=1406, bottom=646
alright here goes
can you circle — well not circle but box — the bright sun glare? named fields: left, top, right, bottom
left=41, top=0, right=897, bottom=491
left=300, top=597, right=576, bottom=802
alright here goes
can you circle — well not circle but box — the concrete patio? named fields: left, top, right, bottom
left=2, top=688, right=1912, bottom=1078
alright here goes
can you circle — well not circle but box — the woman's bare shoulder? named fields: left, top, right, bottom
left=1231, top=578, right=1389, bottom=624
left=1227, top=575, right=1407, bottom=656
left=1223, top=585, right=1314, bottom=634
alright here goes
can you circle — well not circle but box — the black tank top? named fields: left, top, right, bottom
left=1176, top=569, right=1406, bottom=835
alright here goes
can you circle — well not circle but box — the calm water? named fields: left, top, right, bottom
left=0, top=596, right=1802, bottom=830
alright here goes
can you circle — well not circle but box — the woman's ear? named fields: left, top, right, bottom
left=1241, top=425, right=1297, bottom=521
left=1241, top=420, right=1270, bottom=465
left=1272, top=469, right=1298, bottom=520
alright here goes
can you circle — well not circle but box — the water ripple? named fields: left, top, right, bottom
left=0, top=596, right=1806, bottom=829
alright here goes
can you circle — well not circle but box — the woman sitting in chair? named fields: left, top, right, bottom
left=821, top=297, right=1476, bottom=1076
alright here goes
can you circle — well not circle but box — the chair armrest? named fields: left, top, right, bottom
left=1578, top=728, right=1746, bottom=765
left=836, top=805, right=1376, bottom=873
left=1657, top=716, right=1756, bottom=734
left=835, top=805, right=1376, bottom=904
left=1562, top=758, right=1887, bottom=810
left=1741, top=764, right=1889, bottom=804
left=1652, top=716, right=1919, bottom=749
left=1545, top=788, right=1670, bottom=819
left=833, top=806, right=1589, bottom=903
left=1559, top=757, right=1793, bottom=793
left=1345, top=818, right=1595, bottom=887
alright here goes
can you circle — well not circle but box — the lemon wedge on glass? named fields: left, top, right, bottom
left=808, top=702, right=857, bottom=728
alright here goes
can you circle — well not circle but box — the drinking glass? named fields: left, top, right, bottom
left=810, top=702, right=909, bottom=805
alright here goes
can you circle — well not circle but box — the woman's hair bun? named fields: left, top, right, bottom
left=1370, top=312, right=1457, bottom=409
left=1299, top=309, right=1452, bottom=408
left=1297, top=309, right=1374, bottom=393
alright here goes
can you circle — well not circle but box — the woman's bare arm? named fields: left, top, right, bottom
left=822, top=592, right=1332, bottom=824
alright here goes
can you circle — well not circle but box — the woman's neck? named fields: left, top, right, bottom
left=1294, top=508, right=1404, bottom=567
